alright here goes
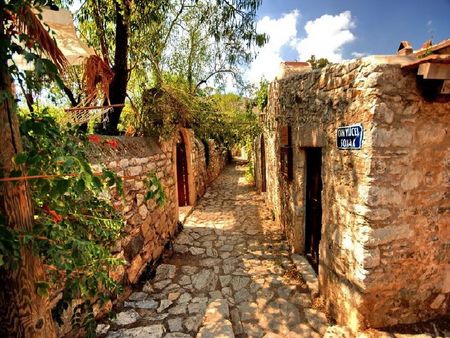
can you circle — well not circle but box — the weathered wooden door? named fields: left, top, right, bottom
left=261, top=135, right=267, bottom=192
left=176, top=137, right=190, bottom=206
left=304, top=148, right=322, bottom=273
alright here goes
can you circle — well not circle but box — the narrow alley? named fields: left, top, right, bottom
left=101, top=162, right=327, bottom=338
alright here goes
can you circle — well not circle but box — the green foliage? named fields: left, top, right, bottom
left=15, top=111, right=125, bottom=332
left=0, top=216, right=20, bottom=270
left=141, top=84, right=193, bottom=140
left=144, top=172, right=166, bottom=207
left=245, top=160, right=255, bottom=184
left=307, top=55, right=331, bottom=69
left=255, top=79, right=269, bottom=111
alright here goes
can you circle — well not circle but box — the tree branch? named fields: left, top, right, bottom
left=195, top=68, right=234, bottom=91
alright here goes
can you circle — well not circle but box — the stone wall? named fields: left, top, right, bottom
left=256, top=57, right=450, bottom=331
left=190, top=134, right=228, bottom=201
left=89, top=137, right=179, bottom=285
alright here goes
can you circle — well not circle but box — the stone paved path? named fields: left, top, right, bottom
left=100, top=163, right=326, bottom=338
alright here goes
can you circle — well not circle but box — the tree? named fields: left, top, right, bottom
left=306, top=55, right=331, bottom=69
left=0, top=1, right=67, bottom=336
left=74, top=0, right=266, bottom=134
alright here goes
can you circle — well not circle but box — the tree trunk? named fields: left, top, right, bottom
left=0, top=28, right=57, bottom=338
left=99, top=0, right=129, bottom=135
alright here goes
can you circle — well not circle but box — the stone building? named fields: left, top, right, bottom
left=254, top=52, right=450, bottom=331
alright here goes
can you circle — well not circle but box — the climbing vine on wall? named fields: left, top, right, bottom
left=144, top=171, right=167, bottom=206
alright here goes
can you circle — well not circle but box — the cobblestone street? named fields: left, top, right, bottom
left=101, top=163, right=327, bottom=338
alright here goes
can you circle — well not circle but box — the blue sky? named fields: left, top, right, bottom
left=246, top=0, right=450, bottom=82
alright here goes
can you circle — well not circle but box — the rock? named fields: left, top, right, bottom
left=155, top=264, right=177, bottom=281
left=219, top=275, right=232, bottom=287
left=164, top=333, right=192, bottom=338
left=235, top=288, right=252, bottom=304
left=96, top=323, right=110, bottom=336
left=188, top=301, right=207, bottom=314
left=175, top=233, right=193, bottom=245
left=148, top=313, right=169, bottom=321
left=181, top=266, right=198, bottom=275
left=291, top=292, right=312, bottom=308
left=168, top=317, right=183, bottom=332
left=178, top=292, right=193, bottom=303
left=168, top=304, right=187, bottom=315
left=197, top=299, right=234, bottom=338
left=179, top=275, right=192, bottom=286
left=304, top=308, right=328, bottom=335
left=242, top=322, right=264, bottom=338
left=143, top=282, right=154, bottom=293
left=324, top=325, right=352, bottom=338
left=133, top=300, right=158, bottom=309
left=430, top=294, right=446, bottom=309
left=238, top=302, right=258, bottom=321
left=206, top=248, right=219, bottom=257
left=219, top=244, right=234, bottom=252
left=222, top=264, right=235, bottom=274
left=168, top=292, right=181, bottom=301
left=164, top=283, right=181, bottom=293
left=138, top=205, right=148, bottom=219
left=209, top=290, right=223, bottom=299
left=111, top=325, right=165, bottom=338
left=154, top=279, right=172, bottom=290
left=230, top=308, right=244, bottom=335
left=276, top=286, right=295, bottom=298
left=184, top=314, right=203, bottom=332
left=157, top=299, right=173, bottom=313
left=231, top=276, right=250, bottom=291
left=174, top=244, right=189, bottom=254
left=128, top=292, right=148, bottom=301
left=190, top=247, right=206, bottom=255
left=192, top=269, right=218, bottom=291
left=192, top=296, right=208, bottom=303
left=262, top=333, right=284, bottom=338
left=113, top=309, right=140, bottom=326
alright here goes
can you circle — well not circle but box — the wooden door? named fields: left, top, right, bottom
left=304, top=148, right=322, bottom=273
left=176, top=138, right=190, bottom=206
left=261, top=136, right=267, bottom=192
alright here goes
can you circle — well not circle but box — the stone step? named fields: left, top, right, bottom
left=196, top=299, right=235, bottom=338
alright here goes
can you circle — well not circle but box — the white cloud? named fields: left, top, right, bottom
left=246, top=10, right=300, bottom=83
left=294, top=11, right=355, bottom=62
left=351, top=52, right=367, bottom=58
left=243, top=10, right=358, bottom=86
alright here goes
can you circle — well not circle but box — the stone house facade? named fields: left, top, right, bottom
left=254, top=57, right=450, bottom=331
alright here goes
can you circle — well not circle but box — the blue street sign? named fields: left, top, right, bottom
left=337, top=124, right=364, bottom=150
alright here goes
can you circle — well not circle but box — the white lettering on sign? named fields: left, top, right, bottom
left=336, top=124, right=364, bottom=150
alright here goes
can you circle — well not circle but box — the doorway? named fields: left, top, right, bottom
left=304, top=148, right=323, bottom=273
left=260, top=135, right=267, bottom=192
left=176, top=132, right=190, bottom=206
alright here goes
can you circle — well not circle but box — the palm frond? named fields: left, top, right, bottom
left=16, top=5, right=68, bottom=72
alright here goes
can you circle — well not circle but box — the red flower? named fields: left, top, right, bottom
left=88, top=135, right=101, bottom=144
left=104, top=139, right=119, bottom=149
left=42, top=205, right=63, bottom=223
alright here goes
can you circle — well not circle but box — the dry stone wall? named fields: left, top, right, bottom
left=257, top=58, right=450, bottom=331
left=191, top=135, right=228, bottom=201
left=89, top=137, right=178, bottom=285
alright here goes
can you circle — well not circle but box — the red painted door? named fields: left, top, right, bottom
left=176, top=139, right=189, bottom=206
